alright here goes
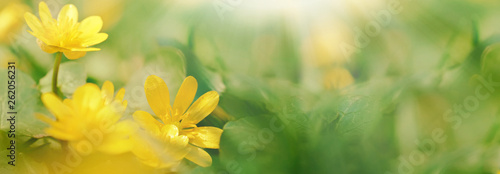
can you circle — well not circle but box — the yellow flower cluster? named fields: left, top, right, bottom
left=28, top=2, right=223, bottom=170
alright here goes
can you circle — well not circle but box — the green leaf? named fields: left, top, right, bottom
left=332, top=95, right=379, bottom=136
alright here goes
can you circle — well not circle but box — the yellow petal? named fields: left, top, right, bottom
left=133, top=111, right=162, bottom=134
left=95, top=104, right=120, bottom=123
left=145, top=75, right=171, bottom=118
left=69, top=47, right=100, bottom=52
left=41, top=93, right=72, bottom=120
left=35, top=113, right=68, bottom=132
left=115, top=88, right=125, bottom=102
left=189, top=127, right=223, bottom=149
left=181, top=91, right=219, bottom=125
left=72, top=84, right=102, bottom=113
left=45, top=128, right=77, bottom=140
left=185, top=146, right=212, bottom=167
left=38, top=2, right=54, bottom=26
left=132, top=133, right=186, bottom=168
left=323, top=67, right=354, bottom=89
left=131, top=136, right=151, bottom=159
left=79, top=16, right=103, bottom=34
left=171, top=135, right=189, bottom=149
left=101, top=81, right=114, bottom=104
left=63, top=98, right=74, bottom=108
left=121, top=100, right=128, bottom=109
left=35, top=113, right=56, bottom=126
left=173, top=76, right=197, bottom=121
left=57, top=4, right=78, bottom=25
left=28, top=30, right=54, bottom=49
left=98, top=138, right=132, bottom=154
left=114, top=120, right=138, bottom=135
left=63, top=51, right=86, bottom=59
left=167, top=135, right=190, bottom=160
left=81, top=33, right=108, bottom=47
left=24, top=12, right=43, bottom=34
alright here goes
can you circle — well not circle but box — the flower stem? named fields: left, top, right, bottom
left=52, top=52, right=63, bottom=94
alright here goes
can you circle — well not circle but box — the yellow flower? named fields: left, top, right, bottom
left=133, top=75, right=222, bottom=167
left=36, top=81, right=133, bottom=155
left=24, top=2, right=108, bottom=59
left=0, top=2, right=30, bottom=44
